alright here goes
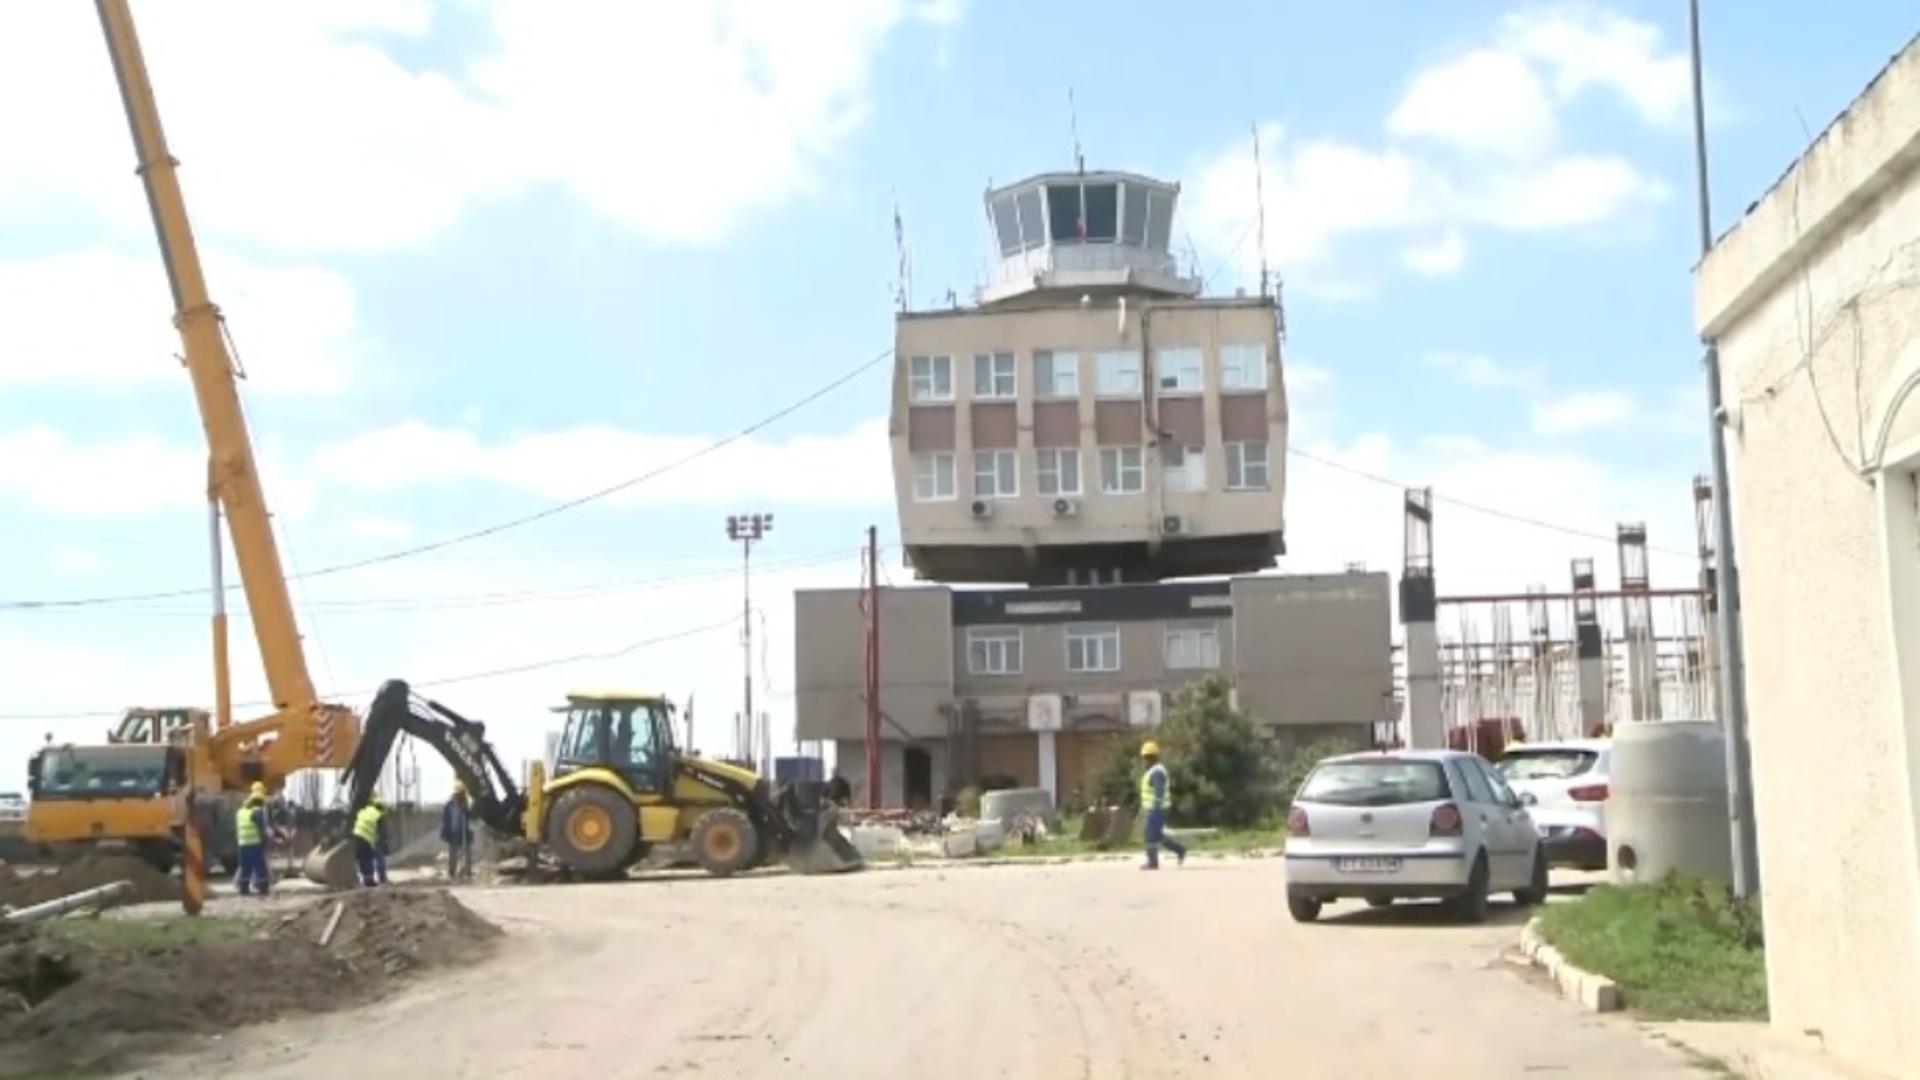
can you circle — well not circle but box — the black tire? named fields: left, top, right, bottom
left=1364, top=896, right=1394, bottom=909
left=690, top=808, right=759, bottom=877
left=1452, top=852, right=1491, bottom=923
left=1513, top=845, right=1550, bottom=906
left=546, top=785, right=638, bottom=877
left=1286, top=888, right=1322, bottom=923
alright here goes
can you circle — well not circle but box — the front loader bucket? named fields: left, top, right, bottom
left=780, top=795, right=863, bottom=875
left=303, top=839, right=361, bottom=889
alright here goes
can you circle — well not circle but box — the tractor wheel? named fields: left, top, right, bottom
left=690, top=808, right=759, bottom=877
left=547, top=786, right=638, bottom=878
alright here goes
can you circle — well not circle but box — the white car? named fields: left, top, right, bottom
left=1283, top=749, right=1548, bottom=923
left=0, top=791, right=24, bottom=823
left=1497, top=739, right=1610, bottom=871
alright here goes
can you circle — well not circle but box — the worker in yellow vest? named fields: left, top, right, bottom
left=1138, top=741, right=1187, bottom=870
left=234, top=781, right=270, bottom=896
left=352, top=794, right=391, bottom=888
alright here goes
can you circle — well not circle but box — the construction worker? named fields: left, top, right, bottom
left=352, top=793, right=390, bottom=888
left=440, top=779, right=474, bottom=882
left=234, top=781, right=271, bottom=896
left=1138, top=741, right=1187, bottom=871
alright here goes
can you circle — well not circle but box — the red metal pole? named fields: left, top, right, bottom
left=865, top=526, right=881, bottom=809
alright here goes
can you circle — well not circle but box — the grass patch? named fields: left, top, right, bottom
left=1538, top=874, right=1767, bottom=1021
left=39, top=915, right=255, bottom=950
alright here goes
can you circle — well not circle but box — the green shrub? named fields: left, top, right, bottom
left=1090, top=676, right=1278, bottom=827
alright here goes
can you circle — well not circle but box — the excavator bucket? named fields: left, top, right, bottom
left=303, top=838, right=361, bottom=889
left=778, top=788, right=863, bottom=875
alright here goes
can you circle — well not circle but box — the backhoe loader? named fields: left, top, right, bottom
left=303, top=682, right=862, bottom=885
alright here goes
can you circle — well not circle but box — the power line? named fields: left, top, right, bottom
left=1285, top=445, right=1697, bottom=559
left=0, top=616, right=740, bottom=723
left=0, top=346, right=894, bottom=612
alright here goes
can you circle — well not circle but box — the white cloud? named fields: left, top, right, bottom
left=1402, top=230, right=1467, bottom=276
left=1497, top=3, right=1693, bottom=130
left=0, top=0, right=953, bottom=254
left=1531, top=389, right=1638, bottom=435
left=1472, top=155, right=1670, bottom=231
left=1387, top=48, right=1558, bottom=158
left=1424, top=351, right=1542, bottom=393
left=0, top=248, right=362, bottom=394
left=315, top=417, right=894, bottom=506
left=0, top=427, right=202, bottom=516
left=1286, top=362, right=1334, bottom=394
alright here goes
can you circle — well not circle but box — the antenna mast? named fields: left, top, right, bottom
left=892, top=195, right=912, bottom=313
left=1251, top=124, right=1286, bottom=342
left=1069, top=88, right=1085, bottom=173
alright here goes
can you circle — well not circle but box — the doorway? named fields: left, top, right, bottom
left=903, top=746, right=933, bottom=810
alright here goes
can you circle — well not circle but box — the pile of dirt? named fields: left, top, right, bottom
left=0, top=852, right=180, bottom=911
left=271, top=887, right=502, bottom=976
left=0, top=888, right=498, bottom=1078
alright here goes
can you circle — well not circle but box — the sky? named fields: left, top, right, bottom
left=1, top=0, right=1914, bottom=797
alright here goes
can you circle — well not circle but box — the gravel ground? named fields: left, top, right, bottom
left=132, top=859, right=1700, bottom=1079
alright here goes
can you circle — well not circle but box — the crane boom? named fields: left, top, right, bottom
left=95, top=0, right=314, bottom=712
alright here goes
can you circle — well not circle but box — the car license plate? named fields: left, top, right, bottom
left=1335, top=857, right=1401, bottom=873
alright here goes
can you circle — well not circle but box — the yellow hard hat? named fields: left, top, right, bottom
left=1140, top=740, right=1161, bottom=758
left=249, top=781, right=267, bottom=798
left=451, top=779, right=466, bottom=794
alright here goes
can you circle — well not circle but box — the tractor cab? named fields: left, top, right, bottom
left=551, top=690, right=679, bottom=795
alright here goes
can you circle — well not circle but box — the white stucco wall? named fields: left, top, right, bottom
left=1695, top=34, right=1920, bottom=1078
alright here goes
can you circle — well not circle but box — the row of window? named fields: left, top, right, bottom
left=913, top=442, right=1271, bottom=501
left=908, top=345, right=1269, bottom=404
left=966, top=621, right=1222, bottom=676
left=989, top=179, right=1176, bottom=257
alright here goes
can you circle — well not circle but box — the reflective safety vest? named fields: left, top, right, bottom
left=353, top=804, right=384, bottom=844
left=235, top=801, right=262, bottom=846
left=1139, top=763, right=1170, bottom=812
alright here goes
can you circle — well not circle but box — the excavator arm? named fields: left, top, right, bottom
left=342, top=681, right=526, bottom=837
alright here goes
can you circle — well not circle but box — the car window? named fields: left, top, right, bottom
left=1481, top=763, right=1521, bottom=807
left=1297, top=759, right=1450, bottom=806
left=1499, top=749, right=1597, bottom=780
left=1457, top=759, right=1495, bottom=804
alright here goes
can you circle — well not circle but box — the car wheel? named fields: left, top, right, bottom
left=547, top=785, right=639, bottom=877
left=1451, top=852, right=1490, bottom=923
left=1364, top=897, right=1393, bottom=909
left=1512, top=845, right=1549, bottom=906
left=689, top=807, right=760, bottom=878
left=1286, top=888, right=1322, bottom=923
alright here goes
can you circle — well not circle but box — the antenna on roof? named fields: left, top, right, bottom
left=892, top=194, right=912, bottom=314
left=1252, top=123, right=1270, bottom=300
left=1069, top=87, right=1085, bottom=173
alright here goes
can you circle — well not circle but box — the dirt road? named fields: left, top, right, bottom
left=139, top=860, right=1698, bottom=1079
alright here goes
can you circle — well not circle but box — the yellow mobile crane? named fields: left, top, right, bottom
left=25, top=0, right=361, bottom=866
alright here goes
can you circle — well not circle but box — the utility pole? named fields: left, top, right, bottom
left=865, top=526, right=881, bottom=809
left=1686, top=0, right=1760, bottom=899
left=726, top=513, right=772, bottom=765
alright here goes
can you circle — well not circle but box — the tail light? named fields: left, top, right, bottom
left=1286, top=806, right=1310, bottom=837
left=1569, top=783, right=1609, bottom=802
left=1429, top=802, right=1463, bottom=837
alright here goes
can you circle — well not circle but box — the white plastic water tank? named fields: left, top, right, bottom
left=1607, top=719, right=1733, bottom=886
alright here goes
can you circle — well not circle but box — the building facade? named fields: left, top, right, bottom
left=892, top=170, right=1289, bottom=585
left=1694, top=35, right=1920, bottom=1077
left=794, top=572, right=1393, bottom=809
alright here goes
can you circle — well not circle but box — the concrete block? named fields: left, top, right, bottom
left=847, top=825, right=905, bottom=860
left=974, top=819, right=1006, bottom=852
left=980, top=788, right=1057, bottom=827
left=942, top=828, right=979, bottom=858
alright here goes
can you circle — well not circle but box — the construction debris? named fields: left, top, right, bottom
left=0, top=853, right=177, bottom=911
left=2, top=881, right=132, bottom=924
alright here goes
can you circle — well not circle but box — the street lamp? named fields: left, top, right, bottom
left=726, top=512, right=772, bottom=769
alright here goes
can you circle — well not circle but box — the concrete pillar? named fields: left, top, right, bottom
left=1572, top=559, right=1607, bottom=736
left=1036, top=730, right=1058, bottom=805
left=1401, top=489, right=1443, bottom=748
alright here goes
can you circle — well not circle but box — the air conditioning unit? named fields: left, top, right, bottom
left=1026, top=694, right=1063, bottom=732
left=1128, top=691, right=1164, bottom=729
left=1051, top=497, right=1079, bottom=518
left=1161, top=514, right=1185, bottom=535
left=970, top=499, right=994, bottom=520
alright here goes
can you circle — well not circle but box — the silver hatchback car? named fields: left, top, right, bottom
left=1283, top=749, right=1548, bottom=923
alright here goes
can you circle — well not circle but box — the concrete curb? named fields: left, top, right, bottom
left=1519, top=916, right=1623, bottom=1013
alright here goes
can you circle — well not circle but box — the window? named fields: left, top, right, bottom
left=1219, top=343, right=1268, bottom=391
left=1082, top=183, right=1118, bottom=241
left=1036, top=448, right=1081, bottom=496
left=1145, top=189, right=1175, bottom=253
left=1498, top=749, right=1598, bottom=781
left=1457, top=759, right=1495, bottom=804
left=1066, top=623, right=1120, bottom=672
left=1160, top=443, right=1206, bottom=492
left=1096, top=350, right=1142, bottom=396
left=912, top=452, right=955, bottom=501
left=1164, top=621, right=1220, bottom=669
left=1297, top=759, right=1450, bottom=806
left=973, top=449, right=1018, bottom=499
left=1047, top=184, right=1083, bottom=243
left=990, top=189, right=1047, bottom=255
left=1034, top=350, right=1079, bottom=398
left=973, top=351, right=1016, bottom=398
left=1157, top=347, right=1203, bottom=393
left=1120, top=183, right=1149, bottom=246
left=967, top=627, right=1022, bottom=676
left=909, top=355, right=952, bottom=402
left=1226, top=441, right=1269, bottom=490
left=1100, top=446, right=1144, bottom=493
